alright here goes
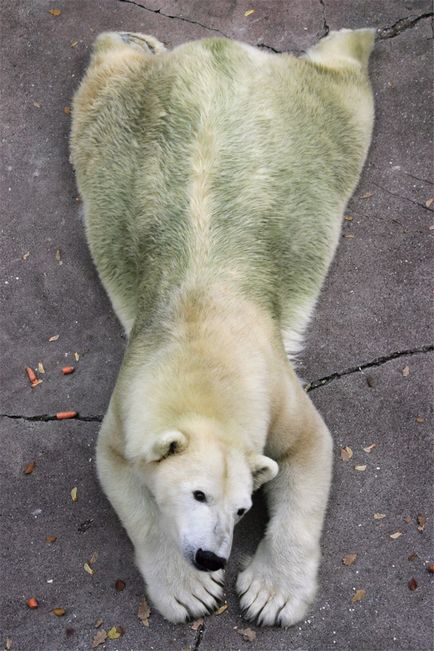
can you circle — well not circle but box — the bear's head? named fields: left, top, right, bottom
left=124, top=421, right=278, bottom=571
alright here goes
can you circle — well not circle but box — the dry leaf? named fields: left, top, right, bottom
left=83, top=562, right=94, bottom=575
left=354, top=465, right=367, bottom=472
left=373, top=513, right=386, bottom=520
left=70, top=487, right=78, bottom=502
left=344, top=215, right=353, bottom=221
left=95, top=618, right=103, bottom=628
left=415, top=416, right=425, bottom=424
left=360, top=191, right=373, bottom=199
left=390, top=531, right=402, bottom=540
left=74, top=352, right=80, bottom=361
left=342, top=553, right=357, bottom=566
left=215, top=602, right=229, bottom=615
left=55, top=248, right=62, bottom=263
left=425, top=196, right=434, bottom=209
left=344, top=234, right=354, bottom=239
left=351, top=589, right=366, bottom=603
left=37, top=362, right=45, bottom=374
left=89, top=551, right=98, bottom=565
left=362, top=443, right=377, bottom=453
left=48, top=8, right=61, bottom=16
left=70, top=40, right=78, bottom=48
left=403, top=515, right=412, bottom=524
left=238, top=628, right=256, bottom=642
left=340, top=446, right=353, bottom=461
left=191, top=618, right=204, bottom=631
left=48, top=335, right=59, bottom=342
left=23, top=461, right=36, bottom=475
left=63, top=106, right=71, bottom=115
left=107, top=627, right=123, bottom=640
left=92, top=629, right=107, bottom=648
left=408, top=552, right=418, bottom=561
left=244, top=9, right=255, bottom=17
left=46, top=535, right=57, bottom=543
left=115, top=579, right=126, bottom=592
left=52, top=608, right=66, bottom=617
left=417, top=513, right=426, bottom=532
left=138, top=598, right=151, bottom=627
left=22, top=251, right=30, bottom=260
left=402, top=365, right=410, bottom=377
left=408, top=578, right=417, bottom=591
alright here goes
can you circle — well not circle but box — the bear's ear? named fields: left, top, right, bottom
left=251, top=454, right=279, bottom=490
left=141, top=430, right=188, bottom=463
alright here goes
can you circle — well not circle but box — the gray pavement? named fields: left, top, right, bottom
left=1, top=1, right=433, bottom=650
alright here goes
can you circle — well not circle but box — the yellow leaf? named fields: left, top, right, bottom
left=70, top=40, right=78, bottom=48
left=373, top=513, right=386, bottom=520
left=70, top=486, right=78, bottom=502
left=38, top=362, right=45, bottom=374
left=49, top=8, right=61, bottom=16
left=107, top=626, right=122, bottom=640
left=84, top=562, right=95, bottom=575
left=244, top=9, right=255, bottom=17
left=390, top=531, right=402, bottom=540
left=215, top=602, right=229, bottom=615
left=351, top=589, right=366, bottom=603
left=354, top=464, right=367, bottom=471
left=52, top=608, right=66, bottom=617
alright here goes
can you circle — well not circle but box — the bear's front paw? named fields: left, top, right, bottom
left=146, top=566, right=225, bottom=624
left=236, top=543, right=318, bottom=627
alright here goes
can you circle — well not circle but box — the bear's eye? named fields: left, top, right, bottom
left=193, top=490, right=207, bottom=503
left=237, top=508, right=246, bottom=517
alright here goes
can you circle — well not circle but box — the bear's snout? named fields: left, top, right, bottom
left=194, top=549, right=226, bottom=572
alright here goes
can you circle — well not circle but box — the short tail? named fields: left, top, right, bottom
left=304, top=28, right=375, bottom=71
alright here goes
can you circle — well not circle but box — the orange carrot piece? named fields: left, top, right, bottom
left=25, top=367, right=38, bottom=385
left=62, top=366, right=75, bottom=375
left=26, top=597, right=38, bottom=609
left=55, top=411, right=78, bottom=420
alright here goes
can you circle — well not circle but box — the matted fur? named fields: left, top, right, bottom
left=70, top=29, right=375, bottom=627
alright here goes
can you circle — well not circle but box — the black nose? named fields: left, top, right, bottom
left=194, top=549, right=226, bottom=572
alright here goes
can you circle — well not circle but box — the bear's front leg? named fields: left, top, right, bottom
left=236, top=371, right=333, bottom=627
left=135, top=534, right=224, bottom=623
left=96, top=419, right=224, bottom=623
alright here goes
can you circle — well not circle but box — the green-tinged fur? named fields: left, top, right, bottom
left=70, top=32, right=374, bottom=354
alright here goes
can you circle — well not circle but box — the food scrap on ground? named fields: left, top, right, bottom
left=52, top=608, right=66, bottom=617
left=26, top=597, right=38, bottom=609
left=342, top=553, right=358, bottom=566
left=115, top=579, right=126, bottom=592
left=137, top=598, right=151, bottom=627
left=70, top=487, right=78, bottom=502
left=427, top=563, right=434, bottom=573
left=408, top=578, right=418, bottom=591
left=23, top=461, right=36, bottom=475
left=373, top=513, right=386, bottom=520
left=354, top=464, right=367, bottom=472
left=191, top=618, right=204, bottom=630
left=48, top=8, right=61, bottom=16
left=83, top=562, right=95, bottom=576
left=48, top=335, right=59, bottom=342
left=37, top=362, right=45, bottom=374
left=46, top=535, right=57, bottom=543
left=244, top=9, right=255, bottom=17
left=56, top=411, right=78, bottom=420
left=62, top=366, right=75, bottom=375
left=25, top=367, right=42, bottom=388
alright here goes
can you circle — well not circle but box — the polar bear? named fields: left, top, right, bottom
left=70, top=28, right=375, bottom=627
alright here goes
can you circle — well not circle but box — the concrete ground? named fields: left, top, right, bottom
left=1, top=1, right=433, bottom=649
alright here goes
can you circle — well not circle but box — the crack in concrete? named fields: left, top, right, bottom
left=117, top=0, right=230, bottom=38
left=376, top=12, right=433, bottom=40
left=305, top=344, right=434, bottom=391
left=0, top=413, right=102, bottom=423
left=401, top=171, right=434, bottom=186
left=318, top=0, right=330, bottom=38
left=371, top=180, right=432, bottom=212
